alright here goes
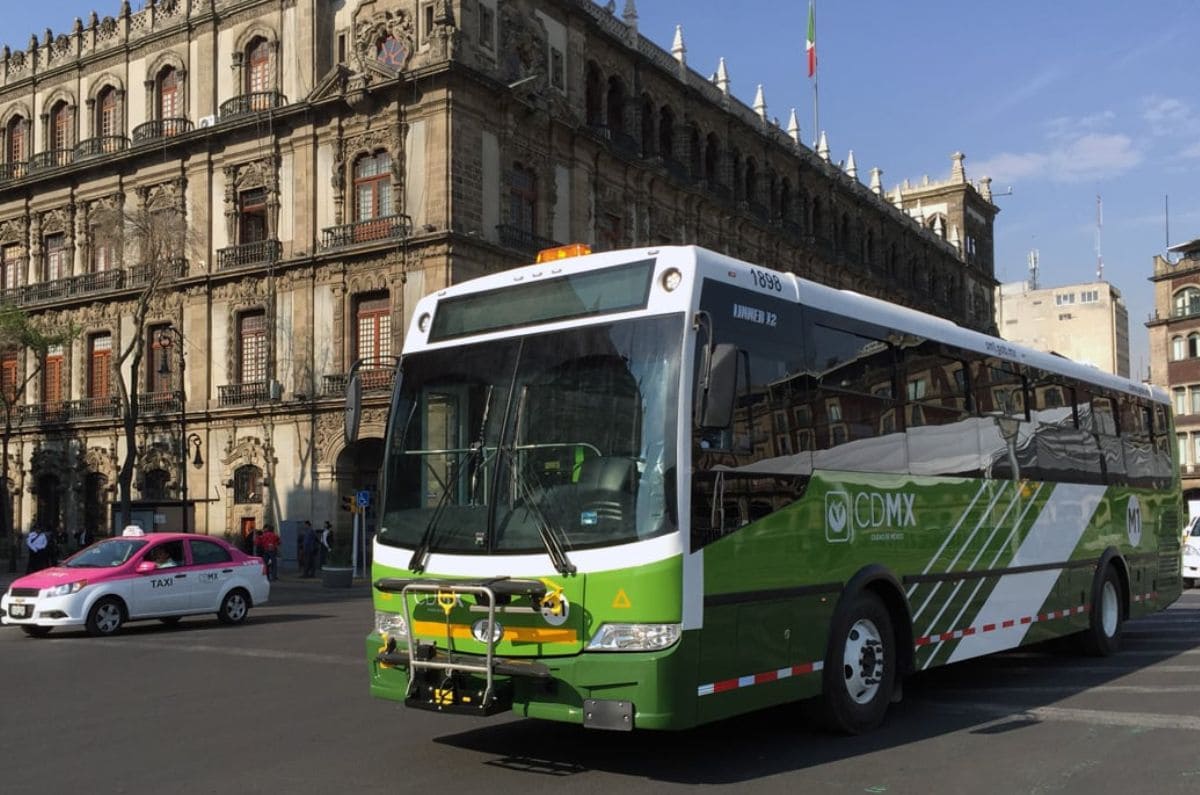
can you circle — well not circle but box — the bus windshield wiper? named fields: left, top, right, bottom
left=505, top=448, right=576, bottom=576
left=408, top=387, right=493, bottom=573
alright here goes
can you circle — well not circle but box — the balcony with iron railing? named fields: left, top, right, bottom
left=0, top=161, right=28, bottom=182
left=29, top=149, right=74, bottom=171
left=321, top=362, right=397, bottom=396
left=217, top=239, right=281, bottom=270
left=138, top=391, right=182, bottom=415
left=73, top=136, right=130, bottom=161
left=19, top=396, right=120, bottom=424
left=219, top=91, right=287, bottom=121
left=218, top=381, right=271, bottom=407
left=495, top=224, right=559, bottom=259
left=0, top=258, right=187, bottom=307
left=320, top=214, right=412, bottom=251
left=132, top=118, right=194, bottom=143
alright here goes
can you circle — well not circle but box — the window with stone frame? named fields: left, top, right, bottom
left=237, top=310, right=268, bottom=385
left=96, top=86, right=120, bottom=139
left=238, top=187, right=268, bottom=244
left=1, top=351, right=18, bottom=403
left=87, top=332, right=112, bottom=400
left=478, top=2, right=495, bottom=50
left=91, top=225, right=117, bottom=273
left=5, top=116, right=26, bottom=163
left=50, top=101, right=73, bottom=153
left=143, top=469, right=170, bottom=501
left=43, top=233, right=67, bottom=282
left=353, top=151, right=394, bottom=225
left=597, top=212, right=623, bottom=252
left=1, top=244, right=21, bottom=291
left=147, top=323, right=173, bottom=395
left=508, top=163, right=537, bottom=236
left=42, top=343, right=63, bottom=406
left=376, top=35, right=408, bottom=68
left=354, top=292, right=392, bottom=389
left=233, top=464, right=263, bottom=504
left=246, top=38, right=271, bottom=98
left=158, top=67, right=181, bottom=123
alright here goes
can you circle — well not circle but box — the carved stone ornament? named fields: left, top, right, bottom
left=0, top=217, right=27, bottom=245
left=499, top=0, right=549, bottom=84
left=354, top=7, right=416, bottom=74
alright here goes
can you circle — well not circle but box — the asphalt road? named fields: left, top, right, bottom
left=3, top=583, right=1200, bottom=795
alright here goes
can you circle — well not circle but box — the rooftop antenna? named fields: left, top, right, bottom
left=1095, top=194, right=1104, bottom=281
left=1027, top=249, right=1039, bottom=290
left=1165, top=194, right=1173, bottom=260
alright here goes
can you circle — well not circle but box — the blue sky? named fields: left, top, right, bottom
left=7, top=1, right=1200, bottom=378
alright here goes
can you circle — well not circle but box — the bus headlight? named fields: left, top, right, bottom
left=1185, top=542, right=1200, bottom=557
left=586, top=623, right=681, bottom=652
left=375, top=610, right=408, bottom=639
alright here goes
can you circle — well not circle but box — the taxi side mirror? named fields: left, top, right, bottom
left=135, top=561, right=156, bottom=574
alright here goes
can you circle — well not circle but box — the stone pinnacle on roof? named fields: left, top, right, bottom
left=753, top=84, right=767, bottom=122
left=623, top=0, right=638, bottom=44
left=951, top=151, right=966, bottom=183
left=817, top=130, right=830, bottom=161
left=786, top=108, right=801, bottom=145
left=891, top=185, right=904, bottom=209
left=671, top=25, right=686, bottom=65
left=845, top=150, right=858, bottom=180
left=870, top=166, right=883, bottom=195
left=715, top=57, right=730, bottom=95
left=979, top=176, right=993, bottom=202
left=933, top=214, right=945, bottom=238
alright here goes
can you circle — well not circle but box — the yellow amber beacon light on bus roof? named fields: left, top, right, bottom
left=535, top=243, right=592, bottom=263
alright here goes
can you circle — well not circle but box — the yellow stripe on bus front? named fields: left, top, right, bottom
left=410, top=620, right=578, bottom=644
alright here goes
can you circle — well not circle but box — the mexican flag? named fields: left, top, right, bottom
left=806, top=2, right=816, bottom=78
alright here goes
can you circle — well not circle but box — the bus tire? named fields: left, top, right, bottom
left=821, top=590, right=895, bottom=734
left=1080, top=564, right=1123, bottom=657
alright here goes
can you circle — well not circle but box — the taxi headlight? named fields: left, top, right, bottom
left=45, top=581, right=88, bottom=597
left=375, top=610, right=408, bottom=639
left=586, top=622, right=681, bottom=652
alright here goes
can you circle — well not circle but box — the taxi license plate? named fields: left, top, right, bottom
left=9, top=604, right=29, bottom=618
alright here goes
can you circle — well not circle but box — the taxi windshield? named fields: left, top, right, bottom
left=64, top=539, right=148, bottom=568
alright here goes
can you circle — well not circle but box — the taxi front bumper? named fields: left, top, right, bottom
left=0, top=592, right=89, bottom=627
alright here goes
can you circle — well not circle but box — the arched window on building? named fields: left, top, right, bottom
left=355, top=292, right=392, bottom=389
left=87, top=332, right=112, bottom=400
left=508, top=163, right=537, bottom=236
left=1174, top=287, right=1200, bottom=318
left=639, top=95, right=654, bottom=157
left=246, top=37, right=271, bottom=104
left=743, top=158, right=757, bottom=205
left=233, top=465, right=263, bottom=504
left=237, top=310, right=269, bottom=386
left=42, top=344, right=63, bottom=407
left=96, top=86, right=120, bottom=140
left=50, top=101, right=74, bottom=159
left=5, top=115, right=27, bottom=168
left=1173, top=335, right=1185, bottom=361
left=157, top=67, right=183, bottom=133
left=1189, top=332, right=1200, bottom=359
left=584, top=62, right=603, bottom=128
left=704, top=134, right=720, bottom=185
left=658, top=106, right=674, bottom=162
left=605, top=76, right=627, bottom=136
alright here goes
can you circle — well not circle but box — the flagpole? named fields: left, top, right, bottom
left=808, top=0, right=819, bottom=146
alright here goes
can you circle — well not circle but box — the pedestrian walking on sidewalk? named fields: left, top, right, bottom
left=318, top=521, right=332, bottom=568
left=259, top=525, right=280, bottom=580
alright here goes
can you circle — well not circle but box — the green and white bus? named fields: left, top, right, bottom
left=357, top=245, right=1182, bottom=733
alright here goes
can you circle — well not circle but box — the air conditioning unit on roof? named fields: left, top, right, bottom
left=197, top=115, right=217, bottom=129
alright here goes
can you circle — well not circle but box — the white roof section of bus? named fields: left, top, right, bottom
left=403, top=247, right=698, bottom=353
left=687, top=246, right=1164, bottom=405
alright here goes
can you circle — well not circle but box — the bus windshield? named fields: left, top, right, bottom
left=379, top=313, right=683, bottom=558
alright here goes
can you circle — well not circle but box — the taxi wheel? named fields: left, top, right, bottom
left=21, top=626, right=52, bottom=638
left=86, top=597, right=125, bottom=637
left=218, top=589, right=250, bottom=625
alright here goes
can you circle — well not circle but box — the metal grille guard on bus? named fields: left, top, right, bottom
left=374, top=577, right=553, bottom=714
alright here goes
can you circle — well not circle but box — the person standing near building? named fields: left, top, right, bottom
left=25, top=527, right=49, bottom=573
left=319, top=521, right=332, bottom=568
left=298, top=520, right=313, bottom=575
left=301, top=521, right=318, bottom=577
left=259, top=524, right=280, bottom=581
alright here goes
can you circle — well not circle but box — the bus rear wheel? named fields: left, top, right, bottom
left=1079, top=565, right=1123, bottom=657
left=821, top=591, right=895, bottom=734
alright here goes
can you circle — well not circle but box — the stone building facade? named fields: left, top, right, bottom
left=1149, top=238, right=1200, bottom=510
left=0, top=0, right=997, bottom=546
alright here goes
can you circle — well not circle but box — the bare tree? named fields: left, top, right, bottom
left=0, top=303, right=75, bottom=571
left=91, top=201, right=193, bottom=528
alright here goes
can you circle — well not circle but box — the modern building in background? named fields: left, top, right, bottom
left=995, top=279, right=1130, bottom=377
left=0, top=0, right=997, bottom=543
left=1149, top=237, right=1200, bottom=513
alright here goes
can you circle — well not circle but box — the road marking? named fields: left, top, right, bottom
left=977, top=664, right=1200, bottom=674
left=932, top=701, right=1200, bottom=731
left=941, top=684, right=1200, bottom=694
left=89, top=638, right=361, bottom=666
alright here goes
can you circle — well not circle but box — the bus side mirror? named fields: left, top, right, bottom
left=697, top=343, right=739, bottom=430
left=345, top=372, right=362, bottom=445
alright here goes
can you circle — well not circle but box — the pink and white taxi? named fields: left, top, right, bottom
left=1, top=528, right=269, bottom=637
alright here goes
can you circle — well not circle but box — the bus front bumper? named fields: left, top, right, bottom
left=366, top=631, right=695, bottom=730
